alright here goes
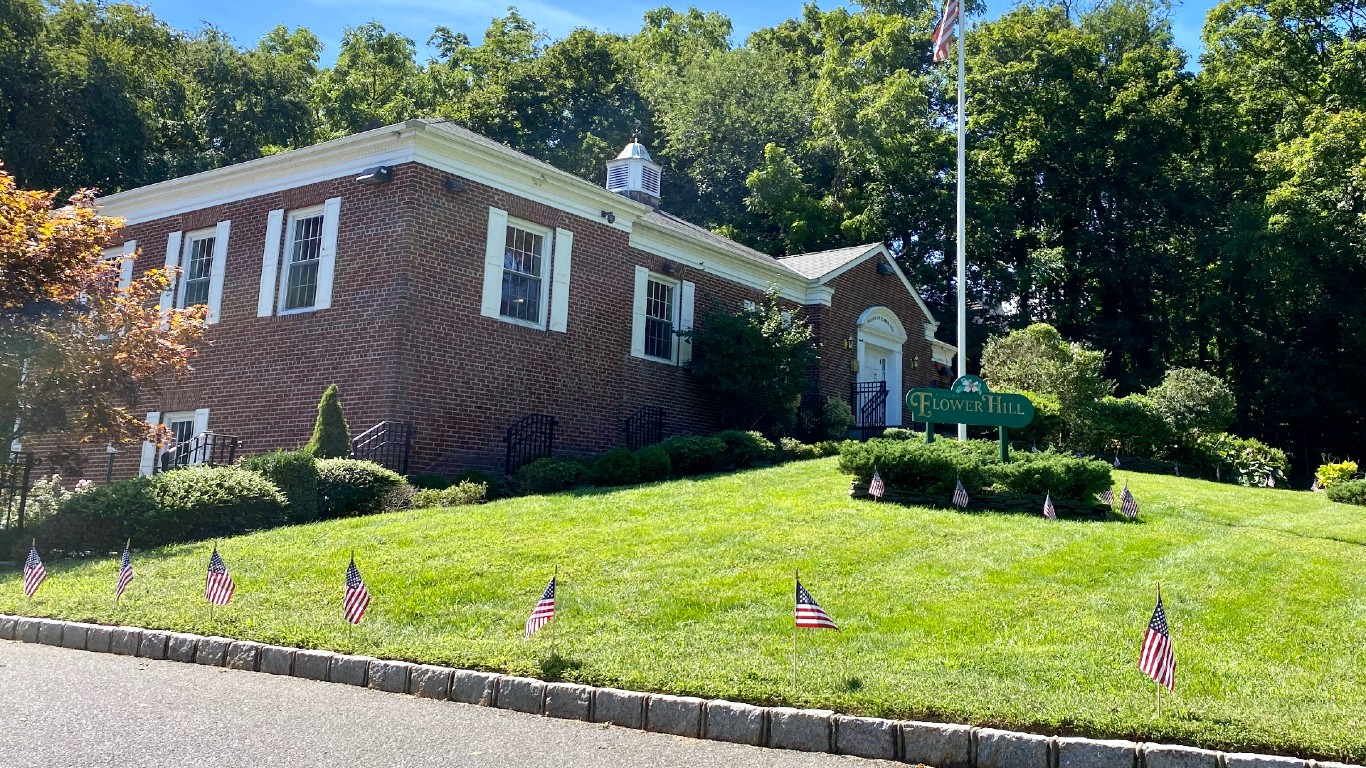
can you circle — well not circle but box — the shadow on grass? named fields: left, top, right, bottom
left=539, top=652, right=585, bottom=680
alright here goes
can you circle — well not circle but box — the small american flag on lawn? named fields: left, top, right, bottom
left=1100, top=488, right=1115, bottom=506
left=869, top=470, right=885, bottom=500
left=525, top=577, right=556, bottom=637
left=23, top=543, right=45, bottom=598
left=205, top=547, right=235, bottom=606
left=1139, top=591, right=1176, bottom=691
left=952, top=480, right=970, bottom=508
left=115, top=544, right=134, bottom=603
left=795, top=580, right=838, bottom=630
left=1121, top=484, right=1139, bottom=519
left=1042, top=493, right=1057, bottom=520
left=343, top=556, right=371, bottom=625
left=1113, top=455, right=1122, bottom=468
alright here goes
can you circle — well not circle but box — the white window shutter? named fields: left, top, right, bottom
left=192, top=407, right=210, bottom=437
left=206, top=221, right=230, bottom=324
left=630, top=266, right=649, bottom=359
left=160, top=232, right=182, bottom=311
left=679, top=280, right=696, bottom=364
left=139, top=411, right=161, bottom=476
left=481, top=207, right=509, bottom=319
left=119, top=240, right=137, bottom=290
left=314, top=197, right=341, bottom=311
left=257, top=209, right=284, bottom=317
left=549, top=228, right=573, bottom=333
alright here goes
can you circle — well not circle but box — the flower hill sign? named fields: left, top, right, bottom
left=904, top=376, right=1034, bottom=458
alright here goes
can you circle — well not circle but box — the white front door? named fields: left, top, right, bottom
left=858, top=342, right=903, bottom=427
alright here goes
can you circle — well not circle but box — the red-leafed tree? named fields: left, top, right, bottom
left=0, top=169, right=208, bottom=452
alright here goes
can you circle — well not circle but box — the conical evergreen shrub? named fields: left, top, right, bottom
left=306, top=384, right=351, bottom=458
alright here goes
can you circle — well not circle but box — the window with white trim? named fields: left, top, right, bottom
left=631, top=266, right=695, bottom=365
left=499, top=221, right=550, bottom=325
left=163, top=411, right=197, bottom=448
left=281, top=207, right=324, bottom=312
left=179, top=231, right=216, bottom=308
left=644, top=276, right=677, bottom=361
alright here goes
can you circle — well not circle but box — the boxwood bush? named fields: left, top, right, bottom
left=661, top=435, right=727, bottom=475
left=1326, top=479, right=1366, bottom=506
left=241, top=450, right=320, bottom=523
left=513, top=457, right=586, bottom=494
left=592, top=446, right=641, bottom=487
left=316, top=459, right=408, bottom=518
left=635, top=444, right=672, bottom=481
left=412, top=481, right=488, bottom=508
left=716, top=430, right=775, bottom=468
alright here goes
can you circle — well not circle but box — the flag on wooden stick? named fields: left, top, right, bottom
left=1121, top=484, right=1139, bottom=519
left=525, top=577, right=556, bottom=637
left=1043, top=493, right=1057, bottom=520
left=205, top=547, right=235, bottom=606
left=1139, top=590, right=1176, bottom=691
left=795, top=580, right=839, bottom=630
left=343, top=556, right=371, bottom=625
left=869, top=470, right=885, bottom=500
left=23, top=542, right=45, bottom=597
left=115, top=543, right=134, bottom=603
left=1100, top=488, right=1115, bottom=506
left=952, top=479, right=970, bottom=508
left=930, top=0, right=959, bottom=62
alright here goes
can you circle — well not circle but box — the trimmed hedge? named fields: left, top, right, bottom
left=1326, top=479, right=1366, bottom=506
left=661, top=435, right=727, bottom=476
left=241, top=450, right=320, bottom=523
left=839, top=438, right=1111, bottom=503
left=412, top=481, right=488, bottom=508
left=592, top=447, right=641, bottom=487
left=316, top=459, right=408, bottom=518
left=716, top=430, right=775, bottom=468
left=635, top=445, right=672, bottom=481
left=514, top=457, right=586, bottom=494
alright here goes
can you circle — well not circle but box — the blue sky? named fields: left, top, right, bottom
left=141, top=0, right=1215, bottom=69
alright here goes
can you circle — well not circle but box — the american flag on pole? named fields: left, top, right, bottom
left=23, top=543, right=45, bottom=597
left=1113, top=455, right=1122, bottom=468
left=795, top=580, right=838, bottom=630
left=205, top=547, right=235, bottom=606
left=1042, top=493, right=1057, bottom=520
left=952, top=479, right=970, bottom=508
left=115, top=544, right=134, bottom=603
left=343, top=556, right=371, bottom=625
left=1139, top=591, right=1176, bottom=691
left=930, top=0, right=959, bottom=62
left=869, top=470, right=886, bottom=500
left=1121, top=484, right=1139, bottom=519
left=525, top=577, right=556, bottom=637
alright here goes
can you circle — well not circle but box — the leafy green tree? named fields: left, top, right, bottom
left=1148, top=368, right=1237, bottom=435
left=305, top=385, right=351, bottom=459
left=980, top=324, right=1113, bottom=440
left=316, top=21, right=428, bottom=135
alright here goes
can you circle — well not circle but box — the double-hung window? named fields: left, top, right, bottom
left=644, top=276, right=677, bottom=361
left=163, top=224, right=228, bottom=323
left=281, top=208, right=325, bottom=312
left=179, top=232, right=215, bottom=308
left=480, top=207, right=573, bottom=332
left=631, top=266, right=695, bottom=365
left=499, top=223, right=548, bottom=324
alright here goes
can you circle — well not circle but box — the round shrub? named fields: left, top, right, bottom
left=716, top=430, right=775, bottom=468
left=316, top=458, right=408, bottom=518
left=1149, top=368, right=1237, bottom=434
left=881, top=427, right=915, bottom=441
left=661, top=435, right=727, bottom=475
left=29, top=476, right=157, bottom=556
left=241, top=450, right=320, bottom=523
left=635, top=444, right=672, bottom=481
left=1012, top=390, right=1062, bottom=449
left=814, top=440, right=845, bottom=457
left=514, top=457, right=586, bottom=494
left=592, top=446, right=641, bottom=486
left=149, top=465, right=289, bottom=541
left=1074, top=394, right=1177, bottom=459
left=412, top=481, right=488, bottom=508
left=1326, top=479, right=1366, bottom=506
left=821, top=396, right=855, bottom=440
left=778, top=436, right=819, bottom=460
left=1192, top=433, right=1289, bottom=487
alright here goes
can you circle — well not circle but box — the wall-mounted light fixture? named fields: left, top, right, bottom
left=876, top=261, right=896, bottom=275
left=844, top=335, right=853, bottom=350
left=442, top=177, right=467, bottom=193
left=913, top=355, right=920, bottom=369
left=355, top=166, right=393, bottom=185
left=660, top=260, right=676, bottom=275
left=850, top=358, right=860, bottom=374
left=600, top=210, right=616, bottom=224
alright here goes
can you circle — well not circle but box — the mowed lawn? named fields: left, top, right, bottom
left=3, top=459, right=1364, bottom=760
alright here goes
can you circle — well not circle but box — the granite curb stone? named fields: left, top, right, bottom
left=645, top=694, right=705, bottom=738
left=1226, top=755, right=1307, bottom=768
left=165, top=633, right=201, bottom=663
left=109, top=626, right=141, bottom=655
left=259, top=645, right=294, bottom=676
left=59, top=622, right=91, bottom=650
left=0, top=615, right=16, bottom=640
left=16, top=617, right=41, bottom=644
left=902, top=720, right=974, bottom=768
left=703, top=700, right=766, bottom=746
left=450, top=670, right=499, bottom=707
left=591, top=688, right=646, bottom=729
left=835, top=715, right=899, bottom=761
left=226, top=640, right=263, bottom=671
left=1057, top=737, right=1138, bottom=768
left=497, top=676, right=546, bottom=714
left=194, top=636, right=230, bottom=666
left=977, top=727, right=1050, bottom=768
left=768, top=707, right=834, bottom=753
left=85, top=624, right=113, bottom=653
left=292, top=650, right=333, bottom=682
left=367, top=660, right=414, bottom=694
left=137, top=630, right=170, bottom=660
left=543, top=683, right=592, bottom=721
left=37, top=619, right=64, bottom=646
left=1146, top=744, right=1224, bottom=768
left=409, top=665, right=452, bottom=700
left=329, top=654, right=374, bottom=687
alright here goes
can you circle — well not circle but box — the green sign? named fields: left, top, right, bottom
left=904, top=375, right=1035, bottom=428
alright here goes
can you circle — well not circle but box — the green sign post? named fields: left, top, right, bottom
left=904, top=375, right=1034, bottom=460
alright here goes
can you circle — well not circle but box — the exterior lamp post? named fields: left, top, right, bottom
left=105, top=444, right=117, bottom=484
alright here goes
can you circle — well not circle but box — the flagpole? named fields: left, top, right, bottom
left=792, top=568, right=799, bottom=694
left=955, top=0, right=968, bottom=441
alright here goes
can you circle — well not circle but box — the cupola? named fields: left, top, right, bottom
left=606, top=141, right=662, bottom=208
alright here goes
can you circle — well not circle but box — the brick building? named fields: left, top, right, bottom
left=51, top=119, right=955, bottom=480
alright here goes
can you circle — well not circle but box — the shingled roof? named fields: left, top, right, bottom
left=777, top=244, right=882, bottom=280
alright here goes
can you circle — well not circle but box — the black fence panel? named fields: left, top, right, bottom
left=158, top=433, right=241, bottom=473
left=505, top=414, right=556, bottom=474
left=1, top=451, right=34, bottom=530
left=351, top=421, right=414, bottom=475
left=851, top=381, right=888, bottom=441
left=624, top=406, right=666, bottom=451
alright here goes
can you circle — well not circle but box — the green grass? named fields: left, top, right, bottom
left=3, top=459, right=1364, bottom=760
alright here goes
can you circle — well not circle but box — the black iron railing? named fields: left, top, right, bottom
left=158, top=432, right=240, bottom=473
left=851, top=381, right=888, bottom=440
left=505, top=413, right=556, bottom=474
left=624, top=406, right=666, bottom=451
left=1, top=451, right=34, bottom=530
left=351, top=421, right=415, bottom=475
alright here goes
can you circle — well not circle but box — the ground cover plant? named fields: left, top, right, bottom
left=3, top=459, right=1364, bottom=761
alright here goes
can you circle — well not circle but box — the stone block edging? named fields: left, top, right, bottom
left=1, top=614, right=1359, bottom=768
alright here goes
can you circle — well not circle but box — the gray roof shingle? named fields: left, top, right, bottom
left=776, top=244, right=882, bottom=279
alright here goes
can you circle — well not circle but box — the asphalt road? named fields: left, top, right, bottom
left=0, top=641, right=894, bottom=768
